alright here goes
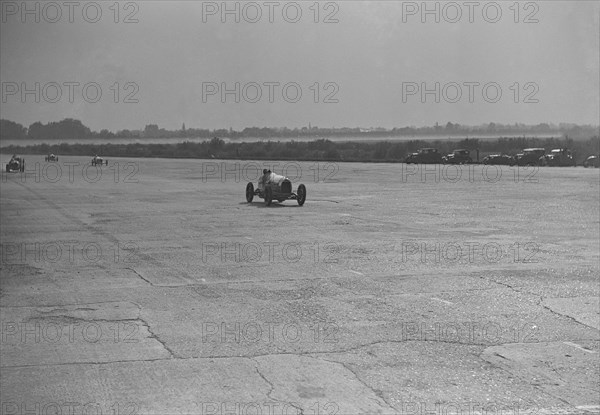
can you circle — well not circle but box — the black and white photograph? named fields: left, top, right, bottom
left=1, top=1, right=599, bottom=414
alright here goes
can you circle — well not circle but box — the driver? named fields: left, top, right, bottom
left=258, top=169, right=271, bottom=190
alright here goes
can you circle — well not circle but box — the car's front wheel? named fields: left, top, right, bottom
left=246, top=182, right=254, bottom=203
left=297, top=184, right=306, bottom=206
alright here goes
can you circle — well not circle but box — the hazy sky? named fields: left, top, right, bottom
left=1, top=1, right=599, bottom=131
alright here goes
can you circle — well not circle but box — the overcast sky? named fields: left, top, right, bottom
left=1, top=1, right=598, bottom=131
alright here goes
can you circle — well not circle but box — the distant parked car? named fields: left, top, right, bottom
left=482, top=154, right=514, bottom=165
left=583, top=155, right=599, bottom=168
left=540, top=148, right=576, bottom=167
left=442, top=149, right=472, bottom=164
left=513, top=148, right=546, bottom=166
left=45, top=154, right=58, bottom=162
left=405, top=148, right=442, bottom=164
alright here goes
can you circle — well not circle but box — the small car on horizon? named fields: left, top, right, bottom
left=91, top=155, right=108, bottom=166
left=482, top=154, right=514, bottom=165
left=442, top=149, right=472, bottom=165
left=246, top=170, right=306, bottom=206
left=45, top=154, right=58, bottom=162
left=405, top=148, right=443, bottom=164
left=583, top=155, right=599, bottom=168
left=540, top=148, right=576, bottom=167
left=513, top=148, right=546, bottom=166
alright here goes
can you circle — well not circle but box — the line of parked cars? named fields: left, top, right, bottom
left=404, top=148, right=475, bottom=165
left=404, top=148, right=599, bottom=167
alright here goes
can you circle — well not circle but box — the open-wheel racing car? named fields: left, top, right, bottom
left=246, top=171, right=306, bottom=206
left=45, top=154, right=58, bottom=162
left=91, top=155, right=108, bottom=166
left=6, top=155, right=25, bottom=172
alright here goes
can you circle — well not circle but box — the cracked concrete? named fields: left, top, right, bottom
left=1, top=156, right=598, bottom=413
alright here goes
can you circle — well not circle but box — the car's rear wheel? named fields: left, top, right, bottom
left=297, top=184, right=306, bottom=206
left=20, top=160, right=25, bottom=172
left=246, top=182, right=254, bottom=203
left=265, top=187, right=273, bottom=206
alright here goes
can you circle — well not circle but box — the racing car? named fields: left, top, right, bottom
left=91, top=155, right=108, bottom=166
left=45, top=153, right=58, bottom=162
left=246, top=170, right=306, bottom=206
left=6, top=155, right=25, bottom=172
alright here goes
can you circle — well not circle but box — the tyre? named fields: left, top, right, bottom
left=264, top=187, right=273, bottom=206
left=20, top=160, right=25, bottom=172
left=296, top=184, right=306, bottom=206
left=246, top=182, right=254, bottom=203
left=6, top=165, right=9, bottom=172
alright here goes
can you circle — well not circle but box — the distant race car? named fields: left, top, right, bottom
left=482, top=154, right=514, bottom=165
left=583, top=155, right=600, bottom=168
left=6, top=155, right=25, bottom=172
left=91, top=155, right=108, bottom=166
left=442, top=149, right=472, bottom=165
left=405, top=148, right=443, bottom=164
left=45, top=154, right=58, bottom=162
left=246, top=171, right=306, bottom=206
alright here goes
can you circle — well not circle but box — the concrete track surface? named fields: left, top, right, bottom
left=1, top=155, right=598, bottom=415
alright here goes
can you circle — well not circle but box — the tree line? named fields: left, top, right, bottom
left=1, top=118, right=598, bottom=141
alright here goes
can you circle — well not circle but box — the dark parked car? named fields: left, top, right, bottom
left=513, top=148, right=546, bottom=166
left=540, top=148, right=576, bottom=167
left=442, top=149, right=472, bottom=164
left=482, top=154, right=514, bottom=165
left=405, top=148, right=443, bottom=164
left=583, top=155, right=599, bottom=168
